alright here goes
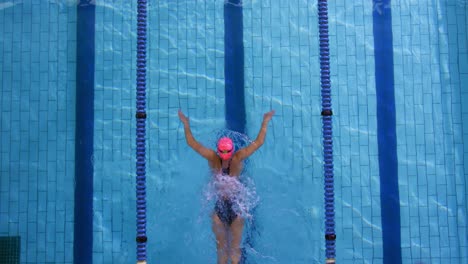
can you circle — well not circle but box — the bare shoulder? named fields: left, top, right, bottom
left=207, top=152, right=221, bottom=168
left=231, top=153, right=243, bottom=163
left=232, top=141, right=259, bottom=161
left=228, top=155, right=244, bottom=175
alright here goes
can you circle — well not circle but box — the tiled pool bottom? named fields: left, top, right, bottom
left=0, top=1, right=467, bottom=263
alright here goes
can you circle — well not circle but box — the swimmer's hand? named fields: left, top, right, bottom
left=263, top=110, right=275, bottom=123
left=178, top=109, right=189, bottom=125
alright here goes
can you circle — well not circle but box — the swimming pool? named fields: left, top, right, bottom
left=0, top=0, right=467, bottom=263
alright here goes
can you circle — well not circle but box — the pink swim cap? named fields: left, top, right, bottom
left=217, top=137, right=234, bottom=160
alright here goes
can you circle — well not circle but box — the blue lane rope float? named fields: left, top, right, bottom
left=135, top=0, right=148, bottom=262
left=318, top=0, right=336, bottom=263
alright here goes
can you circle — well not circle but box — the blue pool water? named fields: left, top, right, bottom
left=0, top=1, right=467, bottom=263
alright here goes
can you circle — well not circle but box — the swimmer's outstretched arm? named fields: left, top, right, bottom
left=235, top=110, right=275, bottom=161
left=178, top=109, right=217, bottom=161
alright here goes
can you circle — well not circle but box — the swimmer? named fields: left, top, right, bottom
left=178, top=109, right=275, bottom=264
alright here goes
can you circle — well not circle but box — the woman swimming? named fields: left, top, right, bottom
left=178, top=109, right=274, bottom=264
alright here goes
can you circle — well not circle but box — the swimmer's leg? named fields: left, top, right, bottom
left=229, top=216, right=244, bottom=264
left=212, top=213, right=229, bottom=264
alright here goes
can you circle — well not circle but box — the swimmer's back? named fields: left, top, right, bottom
left=209, top=155, right=244, bottom=177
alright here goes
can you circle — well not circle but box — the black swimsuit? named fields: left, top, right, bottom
left=214, top=160, right=238, bottom=225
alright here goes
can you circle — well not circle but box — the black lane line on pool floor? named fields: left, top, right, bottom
left=372, top=1, right=402, bottom=263
left=224, top=0, right=246, bottom=134
left=74, top=1, right=95, bottom=263
left=224, top=1, right=254, bottom=263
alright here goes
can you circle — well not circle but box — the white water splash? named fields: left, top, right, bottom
left=203, top=173, right=259, bottom=220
